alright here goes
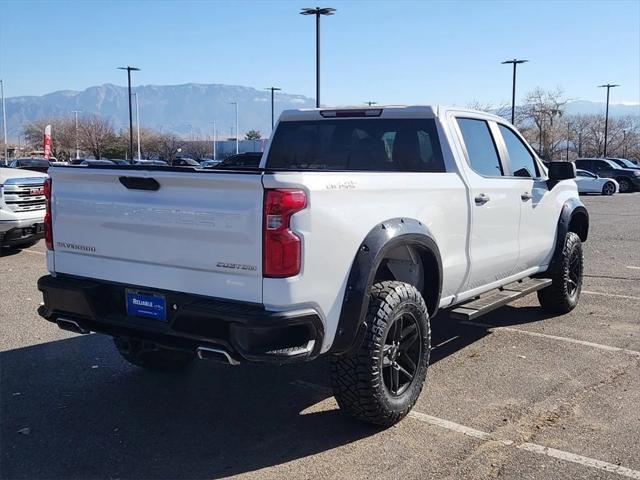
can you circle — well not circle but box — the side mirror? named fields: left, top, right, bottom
left=548, top=161, right=576, bottom=181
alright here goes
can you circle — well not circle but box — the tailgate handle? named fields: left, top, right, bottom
left=119, top=176, right=160, bottom=191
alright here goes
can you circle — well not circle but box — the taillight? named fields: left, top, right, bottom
left=263, top=189, right=307, bottom=278
left=44, top=178, right=53, bottom=250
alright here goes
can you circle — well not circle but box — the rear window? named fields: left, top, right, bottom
left=21, top=159, right=50, bottom=167
left=266, top=119, right=445, bottom=172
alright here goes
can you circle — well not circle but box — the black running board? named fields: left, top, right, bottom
left=449, top=278, right=552, bottom=320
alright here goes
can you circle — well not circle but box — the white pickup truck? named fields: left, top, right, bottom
left=38, top=106, right=588, bottom=426
left=1, top=167, right=48, bottom=248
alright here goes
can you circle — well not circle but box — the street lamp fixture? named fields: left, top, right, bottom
left=118, top=66, right=140, bottom=162
left=501, top=59, right=528, bottom=124
left=598, top=83, right=620, bottom=157
left=365, top=101, right=377, bottom=106
left=265, top=87, right=282, bottom=131
left=300, top=7, right=336, bottom=108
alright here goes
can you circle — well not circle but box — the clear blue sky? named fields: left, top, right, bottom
left=1, top=0, right=638, bottom=106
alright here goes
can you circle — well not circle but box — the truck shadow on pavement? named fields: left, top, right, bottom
left=0, top=246, right=26, bottom=258
left=1, top=304, right=554, bottom=479
left=431, top=305, right=558, bottom=363
left=0, top=334, right=375, bottom=479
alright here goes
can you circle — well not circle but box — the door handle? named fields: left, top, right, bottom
left=521, top=192, right=532, bottom=201
left=474, top=193, right=490, bottom=205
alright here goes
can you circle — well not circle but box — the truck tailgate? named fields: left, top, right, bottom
left=49, top=167, right=263, bottom=303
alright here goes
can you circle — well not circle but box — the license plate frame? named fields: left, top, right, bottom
left=125, top=289, right=167, bottom=322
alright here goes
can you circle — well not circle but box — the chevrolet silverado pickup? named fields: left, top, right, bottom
left=37, top=106, right=588, bottom=426
left=1, top=167, right=48, bottom=248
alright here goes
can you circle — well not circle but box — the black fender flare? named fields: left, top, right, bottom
left=550, top=198, right=589, bottom=269
left=329, top=218, right=442, bottom=355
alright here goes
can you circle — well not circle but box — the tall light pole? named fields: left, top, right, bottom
left=598, top=83, right=619, bottom=157
left=132, top=92, right=142, bottom=160
left=501, top=59, right=528, bottom=124
left=265, top=87, right=282, bottom=131
left=1, top=79, right=7, bottom=164
left=230, top=102, right=238, bottom=154
left=211, top=120, right=217, bottom=160
left=72, top=110, right=82, bottom=159
left=118, top=66, right=140, bottom=163
left=566, top=122, right=571, bottom=161
left=300, top=7, right=336, bottom=108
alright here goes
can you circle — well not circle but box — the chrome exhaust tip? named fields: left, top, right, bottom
left=196, top=346, right=241, bottom=365
left=56, top=318, right=90, bottom=335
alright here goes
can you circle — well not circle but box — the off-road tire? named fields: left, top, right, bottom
left=601, top=182, right=616, bottom=196
left=114, top=337, right=195, bottom=372
left=330, top=281, right=431, bottom=427
left=537, top=232, right=583, bottom=314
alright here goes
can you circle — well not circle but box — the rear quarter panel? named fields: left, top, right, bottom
left=262, top=171, right=468, bottom=352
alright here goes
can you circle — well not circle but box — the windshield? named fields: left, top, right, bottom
left=604, top=159, right=622, bottom=169
left=266, top=118, right=444, bottom=172
left=614, top=159, right=637, bottom=169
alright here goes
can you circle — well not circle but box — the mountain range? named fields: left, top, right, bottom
left=2, top=83, right=639, bottom=140
left=3, top=83, right=315, bottom=140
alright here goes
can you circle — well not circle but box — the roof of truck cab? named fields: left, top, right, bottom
left=278, top=105, right=506, bottom=123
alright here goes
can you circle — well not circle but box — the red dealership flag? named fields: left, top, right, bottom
left=43, top=124, right=52, bottom=159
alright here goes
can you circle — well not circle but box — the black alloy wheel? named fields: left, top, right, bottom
left=382, top=311, right=422, bottom=397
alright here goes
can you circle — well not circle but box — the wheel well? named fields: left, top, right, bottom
left=569, top=211, right=588, bottom=242
left=372, top=243, right=439, bottom=315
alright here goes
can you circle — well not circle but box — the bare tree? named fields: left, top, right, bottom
left=137, top=128, right=163, bottom=159
left=23, top=118, right=75, bottom=160
left=157, top=133, right=185, bottom=164
left=78, top=115, right=116, bottom=159
left=520, top=87, right=569, bottom=160
left=183, top=140, right=212, bottom=160
left=465, top=101, right=512, bottom=122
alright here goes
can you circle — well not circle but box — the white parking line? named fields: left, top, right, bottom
left=583, top=290, right=640, bottom=301
left=21, top=249, right=45, bottom=256
left=625, top=266, right=640, bottom=270
left=291, top=380, right=640, bottom=479
left=408, top=410, right=496, bottom=442
left=461, top=320, right=640, bottom=357
left=517, top=443, right=640, bottom=479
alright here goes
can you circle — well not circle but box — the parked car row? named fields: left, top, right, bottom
left=4, top=154, right=264, bottom=172
left=574, top=158, right=640, bottom=194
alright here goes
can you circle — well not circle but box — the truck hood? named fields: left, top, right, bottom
left=0, top=167, right=48, bottom=183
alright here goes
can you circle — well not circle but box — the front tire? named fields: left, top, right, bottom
left=537, top=232, right=583, bottom=314
left=114, top=337, right=195, bottom=372
left=330, top=281, right=431, bottom=427
left=601, top=182, right=616, bottom=196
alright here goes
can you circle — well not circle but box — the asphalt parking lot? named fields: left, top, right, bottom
left=1, top=193, right=639, bottom=480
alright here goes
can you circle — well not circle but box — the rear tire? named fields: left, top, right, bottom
left=537, top=232, right=583, bottom=314
left=330, top=281, right=431, bottom=427
left=114, top=337, right=195, bottom=372
left=601, top=182, right=616, bottom=196
left=617, top=177, right=632, bottom=193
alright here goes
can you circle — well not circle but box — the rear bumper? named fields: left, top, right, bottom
left=37, top=274, right=324, bottom=364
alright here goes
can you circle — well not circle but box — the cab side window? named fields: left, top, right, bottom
left=456, top=118, right=503, bottom=177
left=593, top=160, right=610, bottom=173
left=498, top=124, right=539, bottom=178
